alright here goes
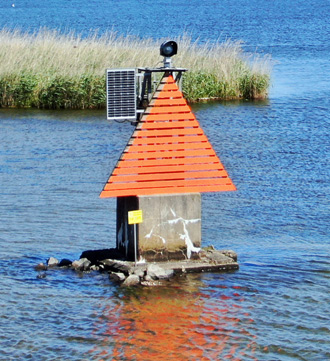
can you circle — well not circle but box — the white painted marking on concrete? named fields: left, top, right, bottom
left=142, top=206, right=201, bottom=259
left=168, top=208, right=201, bottom=259
left=145, top=226, right=155, bottom=239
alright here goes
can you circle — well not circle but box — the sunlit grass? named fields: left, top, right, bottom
left=0, top=28, right=272, bottom=108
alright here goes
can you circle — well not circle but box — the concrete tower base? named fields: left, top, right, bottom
left=116, top=193, right=201, bottom=262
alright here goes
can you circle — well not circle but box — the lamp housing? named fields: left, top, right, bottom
left=160, top=40, right=178, bottom=57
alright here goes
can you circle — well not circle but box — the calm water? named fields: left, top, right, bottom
left=0, top=1, right=329, bottom=360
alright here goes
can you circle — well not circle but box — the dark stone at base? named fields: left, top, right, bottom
left=80, top=248, right=124, bottom=265
left=58, top=259, right=72, bottom=267
left=101, top=259, right=131, bottom=275
left=35, top=263, right=48, bottom=271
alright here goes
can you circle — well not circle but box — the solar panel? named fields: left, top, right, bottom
left=106, top=69, right=136, bottom=121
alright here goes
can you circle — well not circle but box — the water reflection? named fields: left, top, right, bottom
left=90, top=274, right=257, bottom=361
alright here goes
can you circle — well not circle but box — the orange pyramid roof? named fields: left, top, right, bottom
left=100, top=75, right=236, bottom=198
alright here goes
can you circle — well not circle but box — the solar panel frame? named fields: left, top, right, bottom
left=106, top=68, right=137, bottom=121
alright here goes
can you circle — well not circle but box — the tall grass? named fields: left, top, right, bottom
left=0, top=28, right=272, bottom=109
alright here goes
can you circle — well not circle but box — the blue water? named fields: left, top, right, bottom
left=0, top=1, right=329, bottom=360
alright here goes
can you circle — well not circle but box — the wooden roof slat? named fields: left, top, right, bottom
left=153, top=98, right=187, bottom=106
left=104, top=177, right=232, bottom=191
left=114, top=156, right=221, bottom=168
left=130, top=134, right=208, bottom=145
left=140, top=120, right=199, bottom=130
left=133, top=128, right=204, bottom=137
left=121, top=148, right=216, bottom=160
left=112, top=162, right=225, bottom=175
left=127, top=141, right=210, bottom=152
left=155, top=90, right=183, bottom=99
left=147, top=105, right=191, bottom=114
left=163, top=83, right=180, bottom=91
left=110, top=170, right=228, bottom=183
left=140, top=113, right=195, bottom=121
left=100, top=184, right=236, bottom=198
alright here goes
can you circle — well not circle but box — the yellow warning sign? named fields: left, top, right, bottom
left=128, top=210, right=143, bottom=225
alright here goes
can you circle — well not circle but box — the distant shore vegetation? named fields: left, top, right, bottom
left=0, top=28, right=272, bottom=109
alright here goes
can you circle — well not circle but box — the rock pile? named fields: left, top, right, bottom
left=35, top=257, right=100, bottom=272
left=109, top=264, right=175, bottom=287
left=34, top=246, right=238, bottom=287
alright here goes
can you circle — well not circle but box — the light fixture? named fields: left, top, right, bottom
left=160, top=40, right=178, bottom=68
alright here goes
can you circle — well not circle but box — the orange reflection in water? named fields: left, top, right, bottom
left=90, top=275, right=257, bottom=361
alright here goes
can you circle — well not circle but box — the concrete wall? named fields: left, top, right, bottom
left=116, top=194, right=201, bottom=262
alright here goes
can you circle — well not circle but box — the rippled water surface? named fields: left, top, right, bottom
left=1, top=0, right=330, bottom=360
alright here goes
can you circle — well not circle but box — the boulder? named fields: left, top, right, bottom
left=47, top=257, right=59, bottom=267
left=220, top=250, right=238, bottom=262
left=58, top=259, right=72, bottom=267
left=35, top=263, right=47, bottom=271
left=109, top=272, right=126, bottom=282
left=144, top=274, right=153, bottom=282
left=123, top=274, right=140, bottom=286
left=133, top=268, right=145, bottom=278
left=204, top=251, right=232, bottom=264
left=72, top=258, right=91, bottom=271
left=147, top=264, right=174, bottom=280
left=99, top=259, right=130, bottom=274
left=80, top=248, right=124, bottom=265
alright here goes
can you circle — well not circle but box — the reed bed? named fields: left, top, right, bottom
left=0, top=28, right=271, bottom=109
